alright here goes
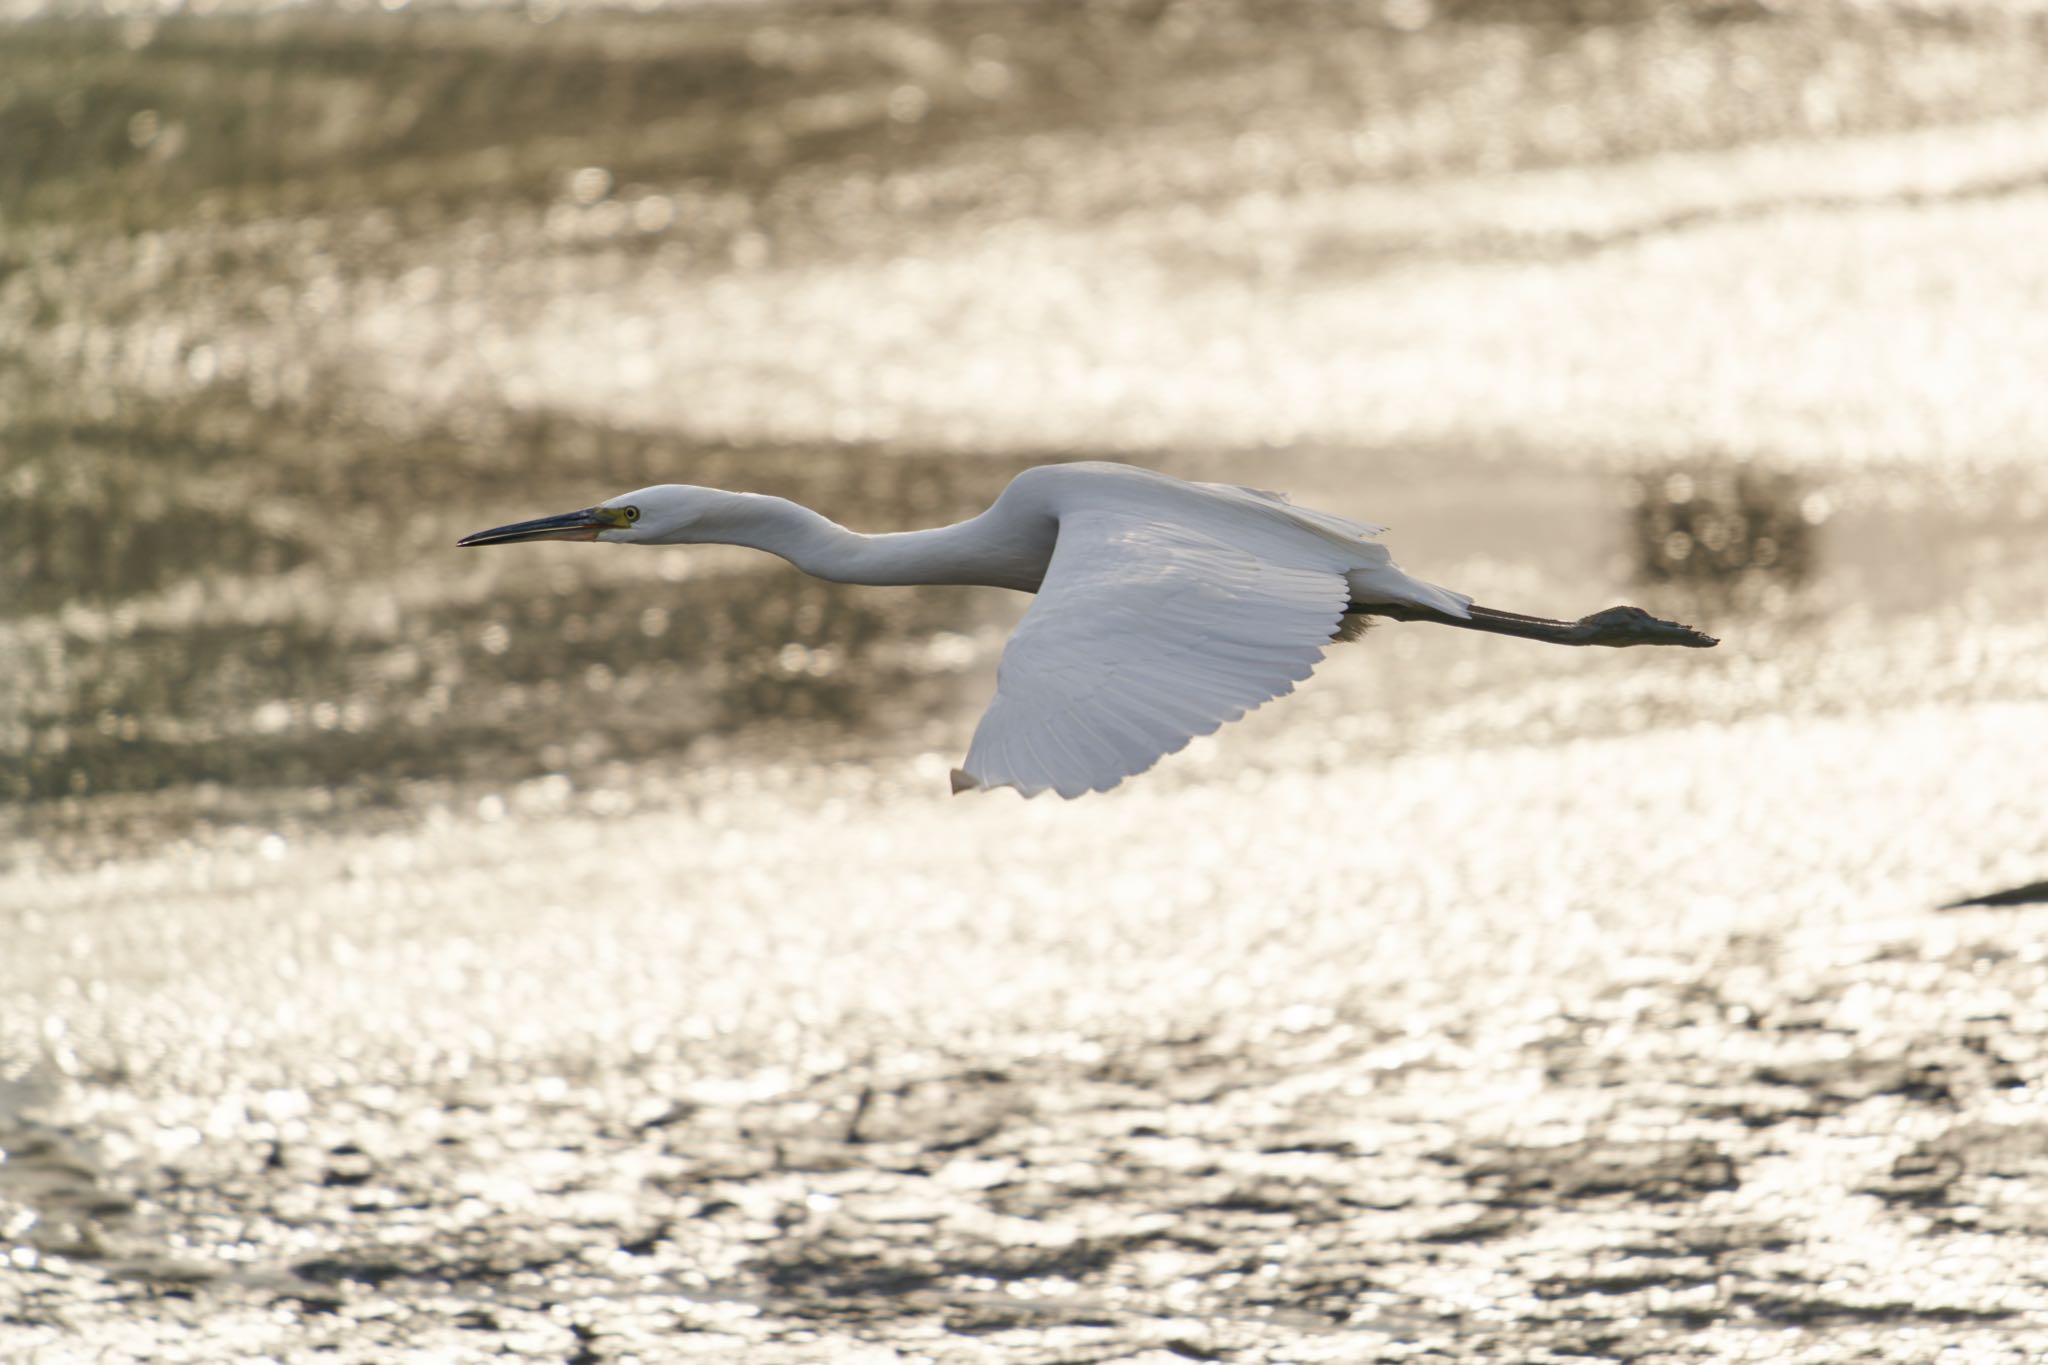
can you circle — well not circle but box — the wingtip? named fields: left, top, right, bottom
left=949, top=767, right=978, bottom=795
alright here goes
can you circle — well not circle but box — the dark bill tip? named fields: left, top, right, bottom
left=457, top=508, right=608, bottom=547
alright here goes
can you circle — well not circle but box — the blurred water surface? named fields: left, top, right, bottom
left=4, top=2, right=2048, bottom=1360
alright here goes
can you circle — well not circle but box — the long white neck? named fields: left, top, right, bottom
left=681, top=493, right=1045, bottom=592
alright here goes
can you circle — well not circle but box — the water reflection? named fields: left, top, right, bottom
left=6, top=2, right=2048, bottom=1359
left=2, top=1, right=2044, bottom=852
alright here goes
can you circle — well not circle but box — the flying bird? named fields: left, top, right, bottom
left=459, top=461, right=1715, bottom=798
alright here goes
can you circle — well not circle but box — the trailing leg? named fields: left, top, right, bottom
left=1349, top=600, right=1717, bottom=648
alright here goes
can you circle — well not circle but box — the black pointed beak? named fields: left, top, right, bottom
left=458, top=507, right=614, bottom=547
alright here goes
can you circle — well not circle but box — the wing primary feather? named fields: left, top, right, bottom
left=1033, top=709, right=1097, bottom=797
left=956, top=500, right=1363, bottom=797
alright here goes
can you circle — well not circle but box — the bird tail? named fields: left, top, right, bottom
left=1332, top=613, right=1376, bottom=643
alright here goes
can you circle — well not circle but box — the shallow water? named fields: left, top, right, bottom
left=5, top=2, right=2048, bottom=1360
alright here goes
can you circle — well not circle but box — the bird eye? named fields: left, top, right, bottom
left=624, top=506, right=640, bottom=523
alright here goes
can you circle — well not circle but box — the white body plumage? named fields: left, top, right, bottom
left=459, top=461, right=1713, bottom=798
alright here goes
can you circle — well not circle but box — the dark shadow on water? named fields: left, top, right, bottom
left=7, top=2, right=2045, bottom=238
left=1942, top=880, right=2048, bottom=910
left=1628, top=459, right=1824, bottom=595
left=1, top=473, right=313, bottom=617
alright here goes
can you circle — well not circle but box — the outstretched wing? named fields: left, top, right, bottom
left=1207, top=481, right=1388, bottom=543
left=954, top=509, right=1352, bottom=799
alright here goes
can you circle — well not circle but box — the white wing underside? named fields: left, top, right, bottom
left=956, top=503, right=1387, bottom=799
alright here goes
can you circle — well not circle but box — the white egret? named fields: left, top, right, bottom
left=459, top=461, right=1715, bottom=798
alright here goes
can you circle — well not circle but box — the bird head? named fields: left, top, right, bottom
left=457, top=485, right=725, bottom=547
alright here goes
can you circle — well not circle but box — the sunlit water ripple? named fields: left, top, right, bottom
left=5, top=4, right=2048, bottom=1359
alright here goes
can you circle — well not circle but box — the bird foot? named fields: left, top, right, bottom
left=1575, top=606, right=1719, bottom=648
